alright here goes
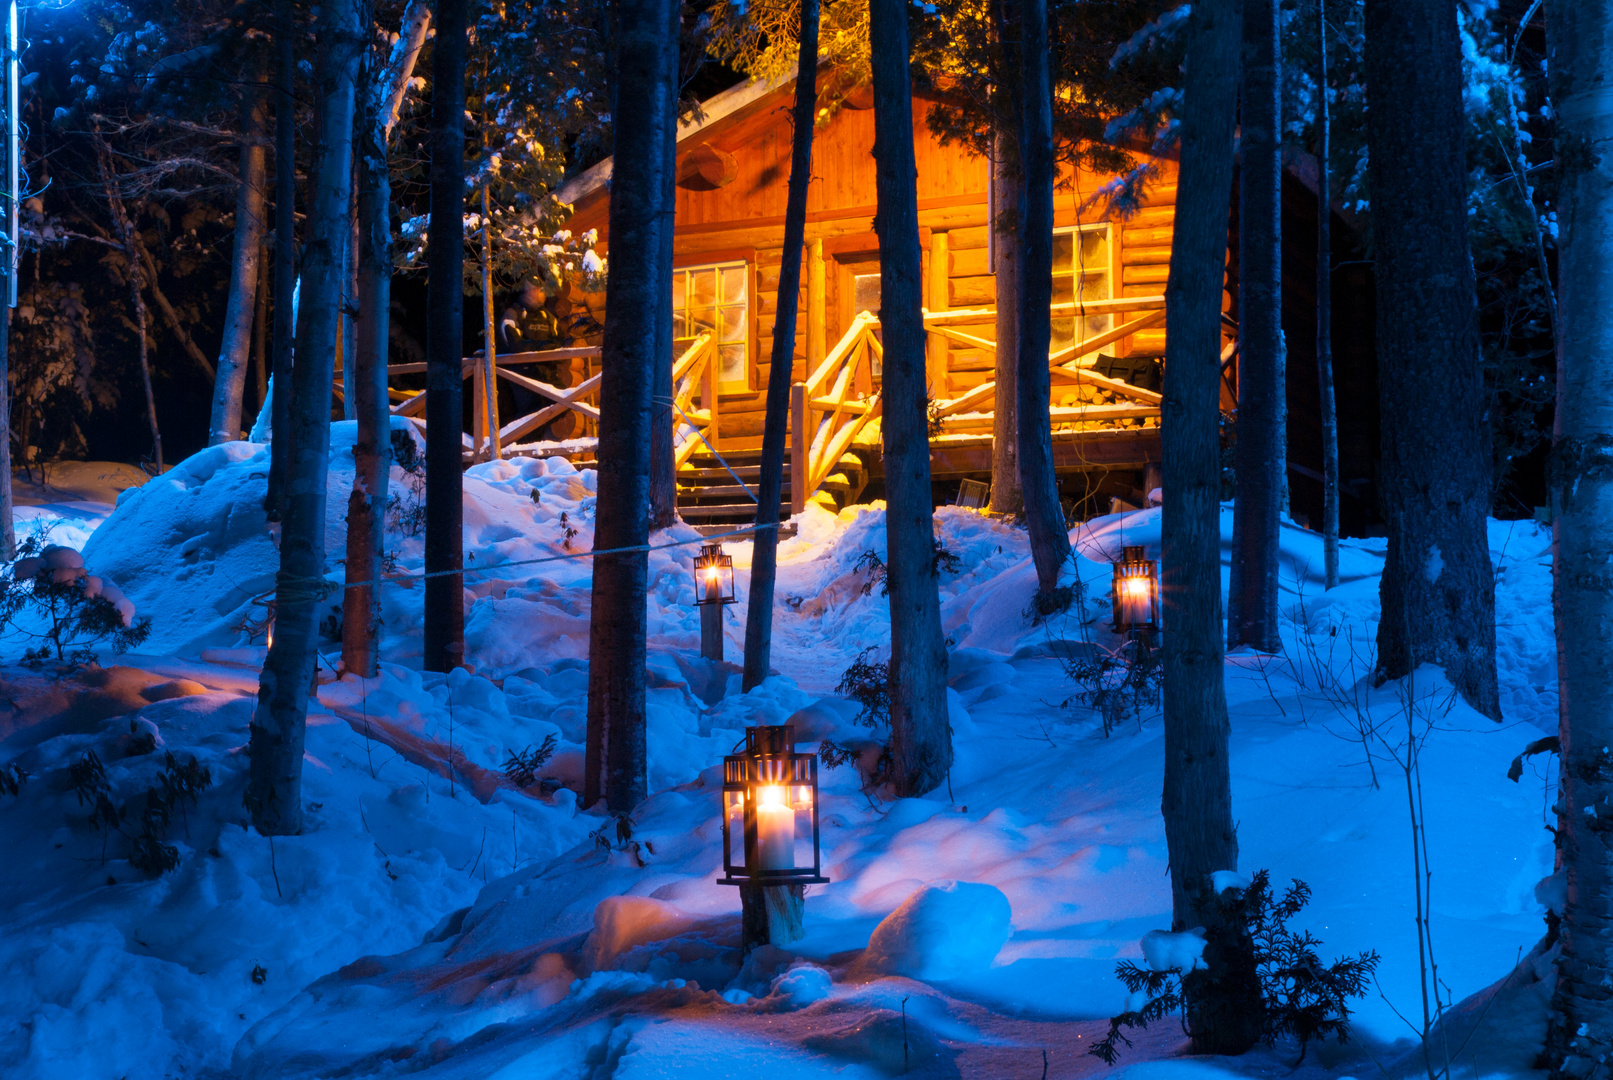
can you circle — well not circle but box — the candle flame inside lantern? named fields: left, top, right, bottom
left=1122, top=576, right=1150, bottom=600
left=758, top=784, right=786, bottom=807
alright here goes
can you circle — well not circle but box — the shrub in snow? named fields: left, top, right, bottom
left=503, top=733, right=558, bottom=788
left=2, top=540, right=150, bottom=664
left=853, top=541, right=962, bottom=598
left=65, top=746, right=212, bottom=876
left=863, top=880, right=1012, bottom=982
left=1060, top=632, right=1163, bottom=737
left=1090, top=870, right=1380, bottom=1066
left=820, top=647, right=895, bottom=790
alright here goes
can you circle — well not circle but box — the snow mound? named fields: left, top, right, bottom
left=863, top=880, right=1012, bottom=981
left=1140, top=927, right=1208, bottom=973
left=583, top=896, right=695, bottom=972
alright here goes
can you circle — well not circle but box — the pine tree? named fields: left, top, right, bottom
left=1363, top=0, right=1499, bottom=719
left=1160, top=0, right=1263, bottom=1054
left=869, top=0, right=951, bottom=799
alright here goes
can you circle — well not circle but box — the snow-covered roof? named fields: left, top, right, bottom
left=554, top=74, right=796, bottom=207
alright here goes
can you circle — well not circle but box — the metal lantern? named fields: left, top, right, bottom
left=693, top=543, right=736, bottom=607
left=1111, top=545, right=1160, bottom=637
left=717, top=725, right=829, bottom=888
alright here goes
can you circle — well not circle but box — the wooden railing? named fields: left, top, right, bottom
left=787, top=294, right=1172, bottom=510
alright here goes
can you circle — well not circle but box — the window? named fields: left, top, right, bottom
left=852, top=272, right=882, bottom=376
left=1050, top=224, right=1114, bottom=358
left=673, top=261, right=749, bottom=387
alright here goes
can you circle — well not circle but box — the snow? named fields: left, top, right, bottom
left=862, top=880, right=1013, bottom=981
left=1140, top=928, right=1208, bottom=973
left=0, top=440, right=1564, bottom=1078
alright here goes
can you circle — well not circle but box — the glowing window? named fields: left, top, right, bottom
left=673, top=261, right=750, bottom=387
left=1051, top=223, right=1114, bottom=358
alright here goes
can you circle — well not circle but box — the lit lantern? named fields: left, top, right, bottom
left=693, top=543, right=736, bottom=607
left=718, top=725, right=829, bottom=888
left=1111, top=545, right=1160, bottom=638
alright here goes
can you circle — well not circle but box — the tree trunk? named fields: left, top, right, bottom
left=342, top=74, right=392, bottom=679
left=1227, top=0, right=1284, bottom=651
left=267, top=0, right=298, bottom=521
left=479, top=186, right=501, bottom=461
left=1013, top=0, right=1071, bottom=599
left=742, top=0, right=820, bottom=693
left=0, top=302, right=14, bottom=558
left=584, top=0, right=678, bottom=811
left=209, top=48, right=269, bottom=446
left=94, top=134, right=163, bottom=472
left=989, top=134, right=1021, bottom=517
left=424, top=0, right=468, bottom=674
left=869, top=0, right=951, bottom=799
left=1315, top=0, right=1339, bottom=590
left=248, top=0, right=362, bottom=836
left=253, top=241, right=270, bottom=422
left=1543, top=2, right=1613, bottom=1074
left=647, top=3, right=679, bottom=531
left=1160, top=0, right=1262, bottom=1055
left=1363, top=0, right=1498, bottom=719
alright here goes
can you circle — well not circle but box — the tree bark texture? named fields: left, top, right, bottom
left=424, top=0, right=469, bottom=674
left=1160, top=0, right=1263, bottom=1055
left=1315, top=0, right=1339, bottom=590
left=1012, top=0, right=1071, bottom=597
left=1363, top=0, right=1499, bottom=719
left=0, top=302, right=14, bottom=558
left=869, top=0, right=952, bottom=799
left=95, top=134, right=162, bottom=472
left=647, top=0, right=679, bottom=531
left=583, top=0, right=678, bottom=811
left=249, top=0, right=362, bottom=836
left=742, top=0, right=820, bottom=693
left=342, top=75, right=393, bottom=679
left=267, top=0, right=298, bottom=521
left=209, top=48, right=269, bottom=446
left=253, top=241, right=270, bottom=420
left=1227, top=0, right=1285, bottom=651
left=989, top=132, right=1022, bottom=516
left=740, top=883, right=806, bottom=950
left=1544, top=2, right=1613, bottom=1074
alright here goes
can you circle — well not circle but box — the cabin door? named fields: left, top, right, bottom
left=831, top=249, right=882, bottom=392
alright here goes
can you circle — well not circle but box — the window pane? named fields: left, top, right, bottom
left=688, top=305, right=717, bottom=335
left=1053, top=232, right=1075, bottom=274
left=719, top=305, right=747, bottom=343
left=719, top=344, right=747, bottom=384
left=672, top=272, right=687, bottom=310
left=1052, top=276, right=1074, bottom=305
left=1051, top=318, right=1076, bottom=353
left=721, top=266, right=747, bottom=305
left=853, top=273, right=881, bottom=315
left=1079, top=229, right=1108, bottom=268
left=689, top=269, right=717, bottom=309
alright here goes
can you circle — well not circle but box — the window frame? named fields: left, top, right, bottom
left=672, top=250, right=756, bottom=393
left=1050, top=221, right=1120, bottom=361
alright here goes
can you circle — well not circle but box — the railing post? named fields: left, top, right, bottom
left=790, top=381, right=807, bottom=515
left=483, top=346, right=501, bottom=460
left=807, top=239, right=826, bottom=373
left=471, top=354, right=487, bottom=461
left=704, top=337, right=720, bottom=449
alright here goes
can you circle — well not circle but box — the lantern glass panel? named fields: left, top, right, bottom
left=694, top=544, right=736, bottom=606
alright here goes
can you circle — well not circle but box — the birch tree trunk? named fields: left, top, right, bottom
left=1160, top=0, right=1263, bottom=1054
left=1363, top=0, right=1499, bottom=719
left=989, top=133, right=1022, bottom=516
left=1315, top=0, right=1339, bottom=590
left=248, top=0, right=362, bottom=836
left=869, top=0, right=951, bottom=798
left=210, top=49, right=269, bottom=446
left=424, top=0, right=469, bottom=674
left=1544, top=1, right=1613, bottom=1073
left=341, top=0, right=428, bottom=678
left=584, top=0, right=678, bottom=811
left=742, top=0, right=820, bottom=693
left=0, top=301, right=13, bottom=558
left=266, top=0, right=297, bottom=521
left=1013, top=0, right=1071, bottom=599
left=1227, top=0, right=1285, bottom=651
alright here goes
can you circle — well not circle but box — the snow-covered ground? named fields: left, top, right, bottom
left=0, top=429, right=1559, bottom=1078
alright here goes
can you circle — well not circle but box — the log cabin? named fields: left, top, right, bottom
left=390, top=71, right=1380, bottom=535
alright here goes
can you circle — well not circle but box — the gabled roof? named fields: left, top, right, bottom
left=554, top=75, right=796, bottom=207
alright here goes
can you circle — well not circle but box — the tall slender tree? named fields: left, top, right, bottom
left=1314, top=0, right=1339, bottom=590
left=1227, top=0, right=1284, bottom=651
left=869, top=0, right=951, bottom=798
left=424, top=0, right=470, bottom=674
left=248, top=0, right=363, bottom=836
left=648, top=0, right=679, bottom=531
left=266, top=0, right=297, bottom=520
left=1363, top=0, right=1499, bottom=719
left=1012, top=0, right=1071, bottom=600
left=583, top=0, right=679, bottom=811
left=1543, top=0, right=1613, bottom=1073
left=343, top=0, right=430, bottom=678
left=742, top=0, right=821, bottom=692
left=1160, top=0, right=1263, bottom=1054
left=208, top=46, right=269, bottom=446
left=989, top=135, right=1022, bottom=517
left=0, top=298, right=14, bottom=558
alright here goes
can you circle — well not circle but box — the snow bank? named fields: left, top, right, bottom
left=863, top=880, right=1013, bottom=981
